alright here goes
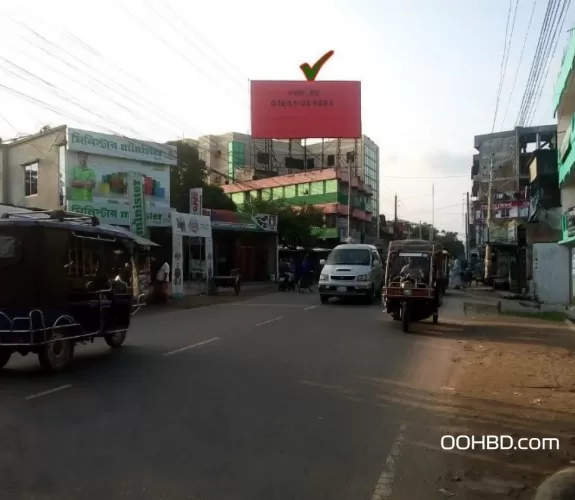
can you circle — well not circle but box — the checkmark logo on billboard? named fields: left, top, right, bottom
left=300, top=50, right=334, bottom=81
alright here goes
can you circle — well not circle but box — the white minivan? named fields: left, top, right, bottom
left=318, top=244, right=384, bottom=304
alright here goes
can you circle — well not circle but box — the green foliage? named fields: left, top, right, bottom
left=242, top=197, right=323, bottom=248
left=168, top=140, right=237, bottom=213
left=402, top=222, right=466, bottom=257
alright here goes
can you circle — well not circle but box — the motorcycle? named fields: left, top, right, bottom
left=278, top=272, right=295, bottom=291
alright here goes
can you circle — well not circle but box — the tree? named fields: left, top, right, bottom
left=401, top=221, right=465, bottom=257
left=242, top=197, right=324, bottom=248
left=168, top=140, right=237, bottom=213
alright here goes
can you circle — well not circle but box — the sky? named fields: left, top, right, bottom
left=0, top=0, right=573, bottom=236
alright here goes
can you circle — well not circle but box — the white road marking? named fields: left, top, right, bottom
left=371, top=423, right=407, bottom=499
left=256, top=316, right=284, bottom=327
left=304, top=305, right=318, bottom=311
left=25, top=384, right=72, bottom=401
left=163, top=337, right=220, bottom=357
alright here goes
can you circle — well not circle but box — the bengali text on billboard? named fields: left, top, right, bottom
left=250, top=80, right=361, bottom=139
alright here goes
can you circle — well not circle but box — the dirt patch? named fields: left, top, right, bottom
left=435, top=316, right=575, bottom=498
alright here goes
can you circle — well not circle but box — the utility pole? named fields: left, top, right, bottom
left=484, top=154, right=494, bottom=281
left=465, top=191, right=470, bottom=262
left=431, top=184, right=435, bottom=242
left=347, top=141, right=355, bottom=240
left=394, top=193, right=398, bottom=240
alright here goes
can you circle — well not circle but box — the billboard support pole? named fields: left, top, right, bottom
left=303, top=138, right=307, bottom=170
left=321, top=139, right=325, bottom=170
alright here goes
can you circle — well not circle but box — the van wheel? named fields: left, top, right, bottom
left=0, top=348, right=11, bottom=369
left=38, top=333, right=75, bottom=373
left=105, top=330, right=127, bottom=348
left=320, top=295, right=330, bottom=304
left=365, top=286, right=376, bottom=305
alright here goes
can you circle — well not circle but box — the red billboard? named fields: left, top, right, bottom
left=250, top=80, right=361, bottom=139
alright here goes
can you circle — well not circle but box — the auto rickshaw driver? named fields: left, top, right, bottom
left=400, top=258, right=423, bottom=280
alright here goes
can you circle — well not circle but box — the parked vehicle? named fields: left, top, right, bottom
left=318, top=244, right=384, bottom=304
left=0, top=210, right=155, bottom=373
left=382, top=239, right=444, bottom=332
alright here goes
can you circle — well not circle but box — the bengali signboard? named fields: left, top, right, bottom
left=64, top=144, right=171, bottom=226
left=250, top=80, right=361, bottom=139
left=67, top=128, right=177, bottom=165
left=127, top=172, right=147, bottom=237
left=172, top=212, right=212, bottom=238
left=566, top=206, right=575, bottom=238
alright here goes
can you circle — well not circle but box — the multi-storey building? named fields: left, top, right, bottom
left=221, top=167, right=373, bottom=244
left=193, top=132, right=381, bottom=237
left=470, top=125, right=556, bottom=290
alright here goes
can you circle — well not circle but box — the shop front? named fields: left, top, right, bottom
left=208, top=209, right=278, bottom=282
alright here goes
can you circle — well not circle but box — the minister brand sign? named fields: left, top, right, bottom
left=64, top=128, right=176, bottom=227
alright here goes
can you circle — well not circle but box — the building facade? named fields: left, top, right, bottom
left=0, top=125, right=176, bottom=227
left=193, top=132, right=381, bottom=234
left=221, top=167, right=373, bottom=243
left=470, top=125, right=557, bottom=290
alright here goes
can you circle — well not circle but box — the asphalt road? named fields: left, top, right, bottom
left=0, top=291, right=463, bottom=500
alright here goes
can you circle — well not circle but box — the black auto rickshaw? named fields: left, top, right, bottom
left=0, top=210, right=155, bottom=373
left=382, top=239, right=443, bottom=332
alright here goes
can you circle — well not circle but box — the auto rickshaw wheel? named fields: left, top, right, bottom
left=38, top=332, right=75, bottom=373
left=105, top=330, right=127, bottom=348
left=0, top=348, right=11, bottom=368
left=401, top=302, right=409, bottom=333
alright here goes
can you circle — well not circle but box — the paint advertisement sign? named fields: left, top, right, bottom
left=189, top=187, right=203, bottom=216
left=171, top=216, right=184, bottom=298
left=172, top=212, right=212, bottom=238
left=64, top=150, right=171, bottom=226
left=250, top=80, right=362, bottom=139
left=127, top=172, right=147, bottom=236
left=67, top=128, right=177, bottom=165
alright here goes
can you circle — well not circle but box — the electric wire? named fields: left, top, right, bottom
left=492, top=0, right=517, bottom=133
left=500, top=0, right=538, bottom=128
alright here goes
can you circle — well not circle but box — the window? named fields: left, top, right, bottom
left=24, top=162, right=38, bottom=196
left=310, top=182, right=323, bottom=195
left=284, top=185, right=296, bottom=198
left=0, top=235, right=16, bottom=259
left=272, top=186, right=284, bottom=199
left=325, top=179, right=337, bottom=193
left=262, top=188, right=272, bottom=200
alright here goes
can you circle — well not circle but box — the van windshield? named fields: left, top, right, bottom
left=326, top=248, right=371, bottom=266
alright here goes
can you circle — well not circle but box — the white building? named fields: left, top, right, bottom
left=0, top=125, right=176, bottom=227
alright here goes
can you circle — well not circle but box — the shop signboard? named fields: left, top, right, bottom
left=64, top=132, right=173, bottom=226
left=566, top=206, right=575, bottom=238
left=67, top=128, right=177, bottom=165
left=172, top=212, right=212, bottom=238
left=127, top=172, right=147, bottom=237
left=171, top=212, right=184, bottom=298
left=189, top=188, right=203, bottom=216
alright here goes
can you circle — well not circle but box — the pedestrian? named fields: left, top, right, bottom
left=156, top=258, right=171, bottom=303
